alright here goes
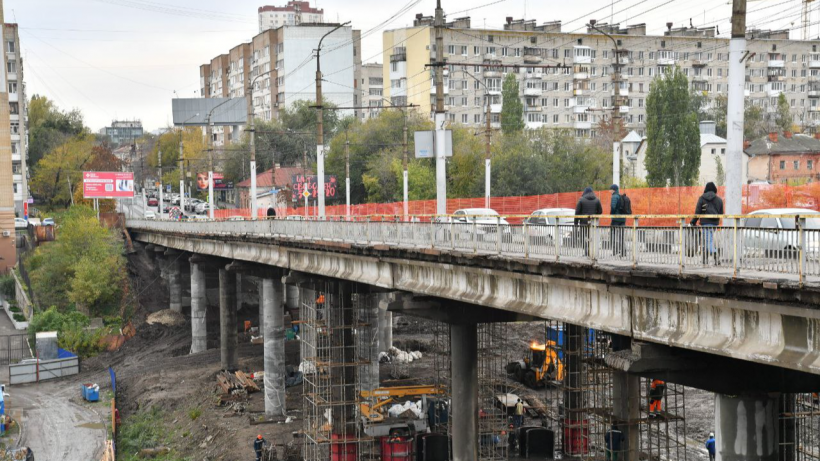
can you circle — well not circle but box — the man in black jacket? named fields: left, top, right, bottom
left=575, top=187, right=602, bottom=256
left=254, top=434, right=267, bottom=461
left=691, top=182, right=724, bottom=264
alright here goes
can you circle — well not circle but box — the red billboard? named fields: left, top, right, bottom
left=83, top=171, right=134, bottom=199
left=292, top=174, right=338, bottom=199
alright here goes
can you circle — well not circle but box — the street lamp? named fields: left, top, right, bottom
left=206, top=99, right=234, bottom=219
left=588, top=19, right=624, bottom=185
left=179, top=113, right=199, bottom=216
left=463, top=71, right=494, bottom=208
left=287, top=129, right=309, bottom=217
left=248, top=69, right=273, bottom=219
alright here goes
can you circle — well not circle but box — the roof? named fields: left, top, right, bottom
left=236, top=167, right=314, bottom=188
left=259, top=1, right=323, bottom=14
left=700, top=133, right=726, bottom=147
left=621, top=131, right=643, bottom=143
left=745, top=132, right=820, bottom=156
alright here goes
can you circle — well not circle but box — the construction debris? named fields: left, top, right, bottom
left=379, top=346, right=422, bottom=364
left=146, top=309, right=185, bottom=326
left=216, top=370, right=260, bottom=395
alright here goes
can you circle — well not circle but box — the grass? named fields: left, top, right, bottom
left=117, top=406, right=189, bottom=461
left=12, top=314, right=26, bottom=323
left=188, top=407, right=201, bottom=421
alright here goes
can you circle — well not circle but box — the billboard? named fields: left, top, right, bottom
left=172, top=98, right=247, bottom=127
left=83, top=172, right=134, bottom=199
left=196, top=172, right=234, bottom=191
left=292, top=175, right=338, bottom=199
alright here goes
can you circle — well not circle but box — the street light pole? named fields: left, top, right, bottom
left=589, top=20, right=623, bottom=186
left=206, top=100, right=232, bottom=219
left=178, top=114, right=199, bottom=217
left=248, top=70, right=272, bottom=220
left=433, top=0, right=447, bottom=216
left=315, top=22, right=350, bottom=219
left=464, top=70, right=493, bottom=208
left=725, top=0, right=747, bottom=217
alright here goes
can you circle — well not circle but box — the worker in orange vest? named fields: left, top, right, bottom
left=649, top=379, right=666, bottom=417
left=316, top=294, right=325, bottom=305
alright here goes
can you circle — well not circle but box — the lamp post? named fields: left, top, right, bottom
left=589, top=20, right=623, bottom=185
left=179, top=114, right=199, bottom=217
left=248, top=70, right=272, bottom=219
left=464, top=71, right=493, bottom=209
left=206, top=99, right=233, bottom=219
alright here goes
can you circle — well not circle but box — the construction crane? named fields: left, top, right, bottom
left=360, top=385, right=445, bottom=423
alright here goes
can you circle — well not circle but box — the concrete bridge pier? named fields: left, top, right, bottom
left=377, top=304, right=392, bottom=352
left=260, top=271, right=286, bottom=417
left=715, top=393, right=779, bottom=461
left=563, top=323, right=586, bottom=457
left=450, top=322, right=478, bottom=461
left=219, top=265, right=239, bottom=371
left=165, top=249, right=182, bottom=313
left=189, top=255, right=211, bottom=354
left=611, top=337, right=639, bottom=461
left=152, top=245, right=166, bottom=280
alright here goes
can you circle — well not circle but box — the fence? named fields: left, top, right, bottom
left=9, top=356, right=79, bottom=384
left=214, top=183, right=820, bottom=221
left=0, top=335, right=31, bottom=366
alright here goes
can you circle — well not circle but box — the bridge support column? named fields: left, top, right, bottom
left=165, top=249, right=182, bottom=313
left=257, top=278, right=265, bottom=335
left=286, top=284, right=299, bottom=312
left=189, top=257, right=208, bottom=354
left=563, top=323, right=586, bottom=457
left=219, top=266, right=238, bottom=371
left=715, top=393, right=778, bottom=461
left=378, top=305, right=393, bottom=353
left=450, top=322, right=478, bottom=461
left=612, top=337, right=639, bottom=461
left=261, top=273, right=286, bottom=417
left=361, top=293, right=380, bottom=393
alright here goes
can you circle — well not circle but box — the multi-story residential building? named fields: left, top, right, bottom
left=200, top=24, right=361, bottom=147
left=360, top=63, right=384, bottom=119
left=258, top=1, right=323, bottom=33
left=0, top=6, right=17, bottom=272
left=383, top=15, right=820, bottom=138
left=100, top=120, right=143, bottom=147
left=5, top=23, right=26, bottom=222
left=746, top=131, right=820, bottom=183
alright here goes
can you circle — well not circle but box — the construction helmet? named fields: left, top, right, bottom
left=258, top=434, right=263, bottom=440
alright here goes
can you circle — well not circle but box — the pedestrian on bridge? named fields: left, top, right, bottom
left=574, top=187, right=602, bottom=256
left=690, top=182, right=724, bottom=265
left=610, top=184, right=626, bottom=257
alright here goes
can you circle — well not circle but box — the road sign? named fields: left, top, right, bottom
left=302, top=190, right=311, bottom=198
left=414, top=130, right=453, bottom=158
left=83, top=171, right=134, bottom=199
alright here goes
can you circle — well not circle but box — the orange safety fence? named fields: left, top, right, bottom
left=213, top=183, right=820, bottom=225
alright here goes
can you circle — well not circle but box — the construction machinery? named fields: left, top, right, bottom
left=359, top=385, right=446, bottom=438
left=506, top=341, right=564, bottom=388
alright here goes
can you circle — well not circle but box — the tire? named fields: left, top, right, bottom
left=524, top=370, right=538, bottom=388
left=515, top=366, right=526, bottom=383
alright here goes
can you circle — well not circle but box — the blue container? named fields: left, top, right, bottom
left=81, top=383, right=100, bottom=402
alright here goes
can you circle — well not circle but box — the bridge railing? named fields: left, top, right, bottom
left=127, top=214, right=820, bottom=283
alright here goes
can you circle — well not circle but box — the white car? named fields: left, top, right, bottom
left=524, top=208, right=575, bottom=244
left=741, top=208, right=820, bottom=258
left=195, top=202, right=212, bottom=215
left=14, top=218, right=27, bottom=229
left=144, top=210, right=156, bottom=220
left=438, top=208, right=511, bottom=242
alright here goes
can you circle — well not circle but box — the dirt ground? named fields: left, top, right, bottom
left=84, top=249, right=716, bottom=460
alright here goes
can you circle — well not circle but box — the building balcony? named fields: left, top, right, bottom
left=574, top=121, right=592, bottom=129
left=483, top=70, right=502, bottom=78
left=12, top=174, right=22, bottom=182
left=573, top=89, right=587, bottom=96
left=768, top=75, right=785, bottom=82
left=574, top=55, right=592, bottom=65
left=810, top=105, right=820, bottom=112
left=523, top=87, right=542, bottom=96
left=692, top=60, right=707, bottom=67
left=811, top=60, right=820, bottom=69
left=11, top=153, right=20, bottom=162
left=744, top=89, right=751, bottom=97
left=620, top=105, right=630, bottom=113
left=574, top=72, right=590, bottom=80
left=524, top=105, right=542, bottom=112
left=484, top=103, right=502, bottom=113
left=768, top=60, right=785, bottom=68
left=10, top=134, right=19, bottom=141
left=573, top=105, right=589, bottom=114
left=523, top=55, right=542, bottom=64
left=612, top=88, right=630, bottom=97
left=390, top=52, right=407, bottom=63
left=7, top=72, right=16, bottom=81
left=525, top=121, right=545, bottom=129
left=613, top=56, right=630, bottom=65
left=657, top=57, right=676, bottom=66
left=8, top=93, right=17, bottom=102
left=809, top=90, right=820, bottom=98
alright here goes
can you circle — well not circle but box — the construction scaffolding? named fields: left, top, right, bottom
left=477, top=322, right=510, bottom=461
left=779, top=393, right=820, bottom=461
left=639, top=378, right=687, bottom=461
left=300, top=281, right=376, bottom=461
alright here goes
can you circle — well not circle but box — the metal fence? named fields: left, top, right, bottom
left=126, top=214, right=820, bottom=283
left=0, top=334, right=33, bottom=366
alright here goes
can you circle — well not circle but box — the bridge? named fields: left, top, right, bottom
left=126, top=214, right=820, bottom=461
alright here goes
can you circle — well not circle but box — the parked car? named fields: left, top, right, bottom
left=524, top=208, right=575, bottom=245
left=148, top=197, right=158, bottom=207
left=14, top=218, right=27, bottom=229
left=185, top=199, right=204, bottom=212
left=144, top=210, right=156, bottom=220
left=195, top=202, right=212, bottom=215
left=42, top=218, right=55, bottom=226
left=741, top=208, right=820, bottom=258
left=436, top=208, right=510, bottom=242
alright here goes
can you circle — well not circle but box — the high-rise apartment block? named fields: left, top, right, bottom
left=100, top=120, right=143, bottom=147
left=360, top=63, right=384, bottom=119
left=200, top=24, right=361, bottom=146
left=384, top=15, right=820, bottom=138
left=5, top=24, right=26, bottom=220
left=258, top=1, right=323, bottom=33
left=0, top=4, right=17, bottom=272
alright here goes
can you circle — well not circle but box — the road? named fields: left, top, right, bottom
left=120, top=192, right=201, bottom=219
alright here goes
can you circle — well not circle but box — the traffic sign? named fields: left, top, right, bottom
left=302, top=190, right=311, bottom=198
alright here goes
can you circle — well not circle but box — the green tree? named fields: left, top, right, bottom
left=535, top=129, right=612, bottom=193
left=744, top=103, right=767, bottom=140
left=776, top=93, right=794, bottom=132
left=500, top=73, right=524, bottom=134
left=27, top=95, right=86, bottom=169
left=645, top=67, right=701, bottom=186
left=30, top=134, right=97, bottom=207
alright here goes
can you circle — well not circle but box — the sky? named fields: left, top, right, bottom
left=7, top=0, right=817, bottom=132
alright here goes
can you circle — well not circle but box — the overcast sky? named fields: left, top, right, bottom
left=7, top=0, right=813, bottom=132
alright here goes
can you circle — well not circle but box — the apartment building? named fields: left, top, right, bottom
left=383, top=15, right=820, bottom=138
left=0, top=6, right=17, bottom=272
left=258, top=1, right=323, bottom=33
left=360, top=63, right=384, bottom=119
left=200, top=24, right=361, bottom=146
left=100, top=120, right=143, bottom=147
left=5, top=23, right=26, bottom=222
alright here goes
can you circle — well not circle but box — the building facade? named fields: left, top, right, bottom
left=746, top=131, right=820, bottom=184
left=0, top=6, right=17, bottom=272
left=383, top=16, right=820, bottom=137
left=199, top=24, right=361, bottom=147
left=4, top=23, right=27, bottom=220
left=100, top=120, right=143, bottom=147
left=258, top=1, right=323, bottom=33
left=360, top=63, right=384, bottom=119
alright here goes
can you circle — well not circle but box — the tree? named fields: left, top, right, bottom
left=27, top=95, right=85, bottom=168
left=535, top=129, right=612, bottom=193
left=776, top=93, right=794, bottom=133
left=500, top=73, right=524, bottom=134
left=744, top=103, right=767, bottom=140
left=30, top=134, right=97, bottom=207
left=645, top=67, right=701, bottom=187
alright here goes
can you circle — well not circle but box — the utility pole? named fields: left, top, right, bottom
left=179, top=135, right=185, bottom=216
left=403, top=112, right=409, bottom=220
left=315, top=22, right=349, bottom=219
left=725, top=0, right=747, bottom=217
left=345, top=139, right=350, bottom=220
left=248, top=72, right=270, bottom=220
left=590, top=20, right=623, bottom=186
left=158, top=149, right=164, bottom=217
left=434, top=0, right=447, bottom=216
left=207, top=121, right=215, bottom=219
left=303, top=147, right=308, bottom=218
left=484, top=90, right=491, bottom=208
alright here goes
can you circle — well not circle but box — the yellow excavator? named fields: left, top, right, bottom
left=506, top=341, right=564, bottom=388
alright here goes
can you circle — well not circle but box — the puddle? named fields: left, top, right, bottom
left=76, top=422, right=105, bottom=430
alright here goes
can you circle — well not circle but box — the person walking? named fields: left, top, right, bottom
left=690, top=182, right=724, bottom=265
left=574, top=187, right=603, bottom=256
left=610, top=184, right=626, bottom=257
left=705, top=432, right=716, bottom=461
left=514, top=399, right=525, bottom=428
left=604, top=424, right=624, bottom=461
left=254, top=434, right=267, bottom=461
left=648, top=379, right=666, bottom=417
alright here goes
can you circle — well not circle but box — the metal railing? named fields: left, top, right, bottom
left=126, top=214, right=820, bottom=284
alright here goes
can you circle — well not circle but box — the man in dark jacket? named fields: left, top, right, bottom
left=575, top=187, right=602, bottom=256
left=610, top=184, right=626, bottom=257
left=605, top=424, right=624, bottom=460
left=266, top=206, right=276, bottom=218
left=254, top=434, right=267, bottom=461
left=691, top=182, right=724, bottom=264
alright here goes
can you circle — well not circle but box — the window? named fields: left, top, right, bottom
left=810, top=160, right=814, bottom=170
left=721, top=148, right=726, bottom=154
left=9, top=122, right=18, bottom=134
left=711, top=148, right=716, bottom=155
left=462, top=114, right=468, bottom=123
left=6, top=60, right=14, bottom=74
left=7, top=82, right=16, bottom=94
left=391, top=62, right=397, bottom=72
left=461, top=46, right=468, bottom=56
left=780, top=160, right=786, bottom=170
left=553, top=114, right=559, bottom=123
left=474, top=46, right=481, bottom=55
left=795, top=160, right=800, bottom=170
left=447, top=45, right=455, bottom=54
left=5, top=41, right=13, bottom=53
left=475, top=114, right=481, bottom=123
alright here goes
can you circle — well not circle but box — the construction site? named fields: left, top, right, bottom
left=87, top=246, right=820, bottom=461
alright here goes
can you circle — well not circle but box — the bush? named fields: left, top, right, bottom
left=9, top=306, right=20, bottom=313
left=118, top=407, right=187, bottom=461
left=0, top=275, right=14, bottom=298
left=28, top=306, right=106, bottom=357
left=12, top=313, right=25, bottom=323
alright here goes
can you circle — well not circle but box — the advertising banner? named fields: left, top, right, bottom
left=196, top=172, right=234, bottom=191
left=83, top=172, right=134, bottom=199
left=292, top=175, right=338, bottom=199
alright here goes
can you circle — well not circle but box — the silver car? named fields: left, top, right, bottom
left=741, top=208, right=820, bottom=258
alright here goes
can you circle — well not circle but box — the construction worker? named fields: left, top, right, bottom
left=604, top=424, right=624, bottom=461
left=649, top=379, right=666, bottom=417
left=254, top=434, right=267, bottom=461
left=508, top=423, right=518, bottom=454
left=514, top=399, right=525, bottom=428
left=705, top=432, right=716, bottom=461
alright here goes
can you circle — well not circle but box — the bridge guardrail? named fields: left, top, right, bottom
left=127, top=214, right=820, bottom=284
